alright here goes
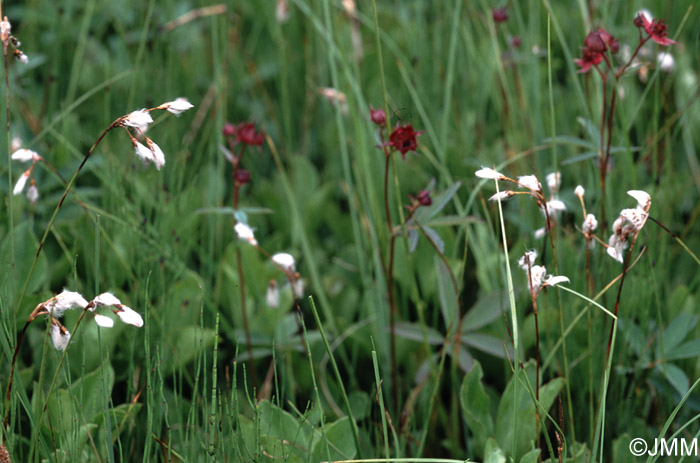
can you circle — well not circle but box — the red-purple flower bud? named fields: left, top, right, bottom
left=633, top=14, right=645, bottom=28
left=416, top=190, right=432, bottom=206
left=511, top=36, right=522, bottom=48
left=369, top=105, right=386, bottom=126
left=584, top=30, right=606, bottom=53
left=223, top=122, right=236, bottom=138
left=597, top=27, right=619, bottom=54
left=235, top=169, right=251, bottom=185
left=492, top=7, right=508, bottom=23
left=236, top=123, right=265, bottom=146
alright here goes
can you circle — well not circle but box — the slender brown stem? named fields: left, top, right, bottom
left=605, top=233, right=639, bottom=362
left=4, top=319, right=30, bottom=428
left=599, top=75, right=608, bottom=228
left=382, top=153, right=399, bottom=412
left=231, top=142, right=256, bottom=390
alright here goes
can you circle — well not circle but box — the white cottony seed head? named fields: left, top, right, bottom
left=475, top=167, right=505, bottom=180
left=544, top=275, right=570, bottom=287
left=534, top=227, right=547, bottom=239
left=488, top=191, right=514, bottom=202
left=543, top=199, right=567, bottom=215
left=11, top=149, right=41, bottom=163
left=50, top=323, right=71, bottom=351
left=234, top=223, right=257, bottom=246
left=546, top=172, right=561, bottom=193
left=657, top=52, right=674, bottom=72
left=276, top=0, right=290, bottom=23
left=627, top=190, right=651, bottom=212
left=92, top=292, right=123, bottom=308
left=27, top=182, right=39, bottom=205
left=116, top=306, right=144, bottom=327
left=146, top=138, right=166, bottom=170
left=272, top=252, right=296, bottom=272
left=0, top=18, right=11, bottom=38
left=16, top=51, right=27, bottom=64
left=266, top=281, right=280, bottom=308
left=13, top=171, right=29, bottom=195
left=517, top=175, right=541, bottom=191
left=94, top=314, right=115, bottom=328
left=46, top=290, right=89, bottom=317
left=123, top=109, right=153, bottom=132
left=134, top=141, right=156, bottom=164
left=163, top=98, right=194, bottom=115
left=582, top=214, right=598, bottom=233
left=574, top=185, right=585, bottom=198
left=518, top=250, right=538, bottom=270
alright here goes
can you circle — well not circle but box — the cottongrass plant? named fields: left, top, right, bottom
left=5, top=290, right=143, bottom=425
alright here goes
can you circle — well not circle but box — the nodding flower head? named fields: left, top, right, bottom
left=475, top=166, right=506, bottom=180
left=235, top=123, right=265, bottom=146
left=234, top=223, right=257, bottom=246
left=492, top=7, right=508, bottom=23
left=122, top=109, right=153, bottom=132
left=89, top=292, right=144, bottom=328
left=158, top=98, right=194, bottom=116
left=387, top=124, right=423, bottom=159
left=488, top=190, right=514, bottom=202
left=50, top=321, right=71, bottom=351
left=11, top=149, right=42, bottom=163
left=582, top=213, right=598, bottom=234
left=369, top=105, right=386, bottom=126
left=605, top=190, right=651, bottom=262
left=44, top=290, right=90, bottom=318
left=637, top=14, right=676, bottom=46
left=546, top=172, right=561, bottom=194
left=272, top=252, right=296, bottom=273
left=517, top=175, right=541, bottom=192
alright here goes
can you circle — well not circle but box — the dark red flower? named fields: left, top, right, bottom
left=511, top=36, right=522, bottom=48
left=416, top=190, right=432, bottom=206
left=388, top=124, right=423, bottom=159
left=596, top=27, right=619, bottom=54
left=369, top=105, right=386, bottom=126
left=223, top=122, right=236, bottom=138
left=492, top=7, right=508, bottom=23
left=235, top=169, right=251, bottom=185
left=638, top=14, right=676, bottom=46
left=574, top=47, right=603, bottom=73
left=236, top=123, right=265, bottom=146
left=584, top=30, right=606, bottom=53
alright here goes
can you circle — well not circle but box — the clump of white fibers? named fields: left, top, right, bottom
left=606, top=190, right=651, bottom=263
left=518, top=250, right=570, bottom=296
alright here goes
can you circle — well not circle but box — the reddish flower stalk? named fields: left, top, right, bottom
left=223, top=121, right=264, bottom=391
left=373, top=107, right=422, bottom=411
left=574, top=16, right=675, bottom=227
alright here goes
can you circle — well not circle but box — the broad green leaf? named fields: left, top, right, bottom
left=312, top=417, right=357, bottom=461
left=612, top=434, right=636, bottom=463
left=168, top=326, right=217, bottom=371
left=657, top=363, right=689, bottom=396
left=393, top=321, right=444, bottom=345
left=460, top=361, right=493, bottom=458
left=484, top=438, right=506, bottom=463
left=462, top=333, right=510, bottom=359
left=424, top=215, right=482, bottom=227
left=495, top=362, right=564, bottom=460
left=577, top=117, right=601, bottom=146
left=660, top=313, right=698, bottom=356
left=435, top=256, right=457, bottom=328
left=462, top=290, right=508, bottom=332
left=519, top=448, right=540, bottom=463
left=1, top=221, right=48, bottom=299
left=664, top=338, right=700, bottom=361
left=543, top=135, right=596, bottom=149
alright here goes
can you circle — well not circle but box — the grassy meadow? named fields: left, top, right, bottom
left=1, top=0, right=699, bottom=461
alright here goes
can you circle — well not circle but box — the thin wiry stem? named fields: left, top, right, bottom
left=230, top=139, right=257, bottom=390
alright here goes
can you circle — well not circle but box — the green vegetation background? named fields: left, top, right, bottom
left=0, top=0, right=699, bottom=461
